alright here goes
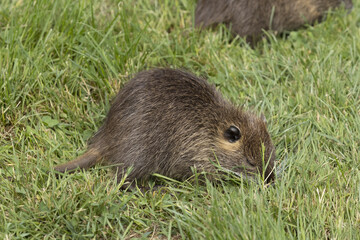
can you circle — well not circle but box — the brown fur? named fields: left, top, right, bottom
left=55, top=69, right=276, bottom=185
left=195, top=0, right=353, bottom=44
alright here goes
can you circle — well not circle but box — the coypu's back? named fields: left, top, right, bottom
left=55, top=68, right=276, bottom=185
left=195, top=0, right=353, bottom=44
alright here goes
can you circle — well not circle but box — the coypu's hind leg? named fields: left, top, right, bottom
left=54, top=148, right=102, bottom=173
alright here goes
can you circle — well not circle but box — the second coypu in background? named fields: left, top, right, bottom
left=195, top=0, right=353, bottom=45
left=55, top=68, right=276, bottom=187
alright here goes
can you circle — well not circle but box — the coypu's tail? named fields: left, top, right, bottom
left=54, top=148, right=102, bottom=173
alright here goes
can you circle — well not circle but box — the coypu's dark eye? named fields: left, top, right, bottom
left=224, top=126, right=241, bottom=143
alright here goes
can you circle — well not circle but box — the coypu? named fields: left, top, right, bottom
left=55, top=68, right=276, bottom=186
left=195, top=0, right=353, bottom=45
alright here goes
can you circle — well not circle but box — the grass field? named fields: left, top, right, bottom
left=1, top=0, right=360, bottom=239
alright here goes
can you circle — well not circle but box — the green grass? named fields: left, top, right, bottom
left=1, top=0, right=359, bottom=239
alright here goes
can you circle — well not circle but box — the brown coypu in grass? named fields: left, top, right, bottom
left=55, top=68, right=276, bottom=187
left=195, top=0, right=353, bottom=45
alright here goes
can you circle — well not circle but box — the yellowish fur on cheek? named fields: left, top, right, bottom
left=299, top=1, right=320, bottom=18
left=216, top=137, right=242, bottom=152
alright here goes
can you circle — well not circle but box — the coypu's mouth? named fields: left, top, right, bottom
left=217, top=167, right=256, bottom=183
left=218, top=166, right=275, bottom=185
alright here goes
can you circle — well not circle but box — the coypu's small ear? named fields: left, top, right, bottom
left=260, top=114, right=267, bottom=125
left=224, top=126, right=241, bottom=143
